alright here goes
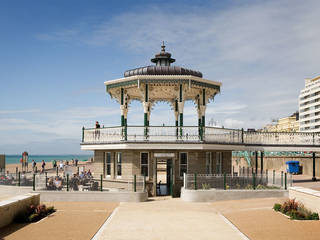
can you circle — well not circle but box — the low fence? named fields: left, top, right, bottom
left=0, top=171, right=145, bottom=193
left=184, top=171, right=292, bottom=190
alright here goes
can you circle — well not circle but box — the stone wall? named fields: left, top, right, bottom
left=93, top=149, right=232, bottom=197
left=233, top=155, right=320, bottom=177
left=0, top=193, right=40, bottom=228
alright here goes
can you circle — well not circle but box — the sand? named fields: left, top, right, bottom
left=4, top=161, right=93, bottom=174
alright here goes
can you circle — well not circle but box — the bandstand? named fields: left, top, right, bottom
left=81, top=44, right=320, bottom=196
left=81, top=43, right=232, bottom=197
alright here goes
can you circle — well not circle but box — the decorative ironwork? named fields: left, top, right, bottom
left=82, top=126, right=320, bottom=147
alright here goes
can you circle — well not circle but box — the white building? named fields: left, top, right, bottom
left=299, top=76, right=320, bottom=132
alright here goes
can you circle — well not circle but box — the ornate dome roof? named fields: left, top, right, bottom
left=124, top=42, right=203, bottom=78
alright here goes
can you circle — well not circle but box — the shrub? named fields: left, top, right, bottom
left=273, top=203, right=281, bottom=212
left=280, top=199, right=299, bottom=213
left=202, top=183, right=211, bottom=190
left=273, top=199, right=319, bottom=220
left=14, top=204, right=56, bottom=223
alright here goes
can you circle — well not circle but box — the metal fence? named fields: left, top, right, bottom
left=184, top=171, right=292, bottom=190
left=0, top=171, right=145, bottom=192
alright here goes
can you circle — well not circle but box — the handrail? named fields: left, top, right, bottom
left=81, top=125, right=320, bottom=146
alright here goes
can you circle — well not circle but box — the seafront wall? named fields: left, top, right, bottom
left=0, top=193, right=40, bottom=228
left=0, top=185, right=148, bottom=202
left=181, top=188, right=288, bottom=202
left=233, top=156, right=320, bottom=177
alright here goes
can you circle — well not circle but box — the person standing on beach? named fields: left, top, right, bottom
left=32, top=160, right=36, bottom=172
left=41, top=160, right=46, bottom=173
left=75, top=158, right=78, bottom=167
left=53, top=159, right=57, bottom=168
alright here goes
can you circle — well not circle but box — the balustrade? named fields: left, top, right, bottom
left=82, top=126, right=320, bottom=147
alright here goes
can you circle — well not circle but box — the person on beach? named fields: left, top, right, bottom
left=53, top=159, right=57, bottom=168
left=41, top=160, right=46, bottom=173
left=59, top=161, right=64, bottom=171
left=75, top=158, right=78, bottom=167
left=95, top=121, right=101, bottom=139
left=32, top=160, right=36, bottom=172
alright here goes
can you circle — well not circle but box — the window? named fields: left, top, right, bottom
left=180, top=152, right=188, bottom=177
left=206, top=152, right=212, bottom=174
left=216, top=152, right=223, bottom=174
left=105, top=152, right=111, bottom=177
left=140, top=152, right=149, bottom=177
left=116, top=152, right=122, bottom=177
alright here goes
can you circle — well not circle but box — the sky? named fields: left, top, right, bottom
left=1, top=0, right=320, bottom=154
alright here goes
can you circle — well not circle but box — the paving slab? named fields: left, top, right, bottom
left=97, top=197, right=245, bottom=240
left=0, top=201, right=118, bottom=240
left=212, top=197, right=320, bottom=240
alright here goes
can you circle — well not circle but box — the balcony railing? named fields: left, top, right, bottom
left=81, top=126, right=320, bottom=146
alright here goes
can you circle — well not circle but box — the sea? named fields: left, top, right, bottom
left=4, top=155, right=93, bottom=165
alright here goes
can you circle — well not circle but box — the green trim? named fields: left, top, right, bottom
left=145, top=84, right=148, bottom=102
left=202, top=116, right=205, bottom=127
left=144, top=113, right=148, bottom=127
left=191, top=80, right=220, bottom=91
left=179, top=84, right=182, bottom=102
left=121, top=115, right=125, bottom=127
left=202, top=88, right=205, bottom=105
left=180, top=113, right=183, bottom=126
left=121, top=88, right=124, bottom=105
left=106, top=80, right=138, bottom=90
left=175, top=100, right=178, bottom=112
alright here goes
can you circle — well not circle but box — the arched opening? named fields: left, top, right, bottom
left=127, top=100, right=144, bottom=126
left=184, top=100, right=198, bottom=126
left=150, top=101, right=175, bottom=126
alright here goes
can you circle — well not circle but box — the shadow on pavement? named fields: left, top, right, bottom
left=0, top=223, right=29, bottom=239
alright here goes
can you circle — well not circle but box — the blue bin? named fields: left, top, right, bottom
left=286, top=161, right=300, bottom=174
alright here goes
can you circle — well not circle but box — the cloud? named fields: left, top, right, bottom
left=0, top=109, right=40, bottom=114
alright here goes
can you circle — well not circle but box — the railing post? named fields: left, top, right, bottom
left=183, top=173, right=186, bottom=189
left=82, top=126, right=85, bottom=142
left=45, top=172, right=48, bottom=188
left=285, top=173, right=287, bottom=190
left=241, top=128, right=244, bottom=143
left=18, top=172, right=21, bottom=187
left=170, top=168, right=173, bottom=197
left=67, top=174, right=69, bottom=191
left=281, top=171, right=283, bottom=187
left=273, top=170, right=275, bottom=185
left=194, top=173, right=197, bottom=190
left=33, top=174, right=35, bottom=191
left=100, top=174, right=103, bottom=192
left=223, top=173, right=226, bottom=190
left=134, top=174, right=136, bottom=192
left=253, top=173, right=256, bottom=190
left=266, top=169, right=268, bottom=185
left=56, top=166, right=58, bottom=176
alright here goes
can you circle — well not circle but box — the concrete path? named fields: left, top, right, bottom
left=95, top=197, right=246, bottom=240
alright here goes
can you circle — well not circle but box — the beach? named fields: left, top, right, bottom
left=4, top=160, right=94, bottom=175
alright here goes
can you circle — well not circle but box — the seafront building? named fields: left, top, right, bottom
left=262, top=112, right=299, bottom=132
left=299, top=76, right=320, bottom=132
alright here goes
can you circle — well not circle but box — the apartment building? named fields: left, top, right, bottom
left=299, top=76, right=320, bottom=132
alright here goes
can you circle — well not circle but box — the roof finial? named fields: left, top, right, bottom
left=161, top=41, right=165, bottom=52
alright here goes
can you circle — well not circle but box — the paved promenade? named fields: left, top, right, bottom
left=95, top=197, right=246, bottom=240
